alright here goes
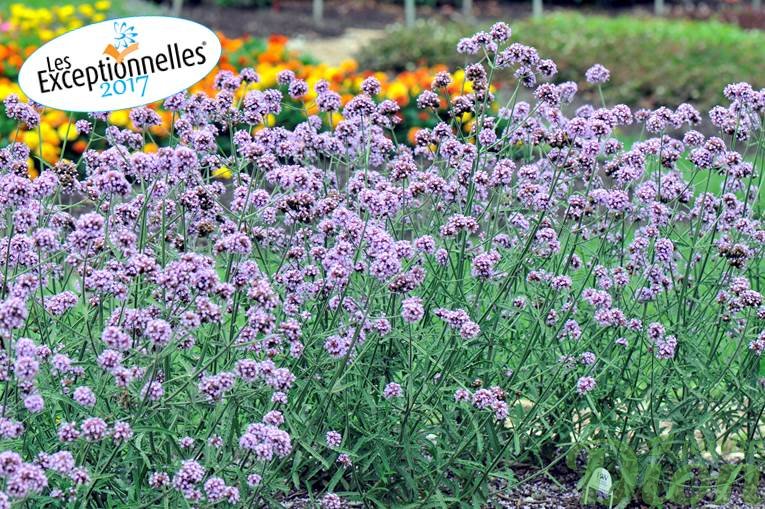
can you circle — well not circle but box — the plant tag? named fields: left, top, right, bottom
left=583, top=467, right=614, bottom=507
left=588, top=467, right=612, bottom=495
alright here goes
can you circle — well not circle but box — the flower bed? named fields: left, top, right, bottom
left=0, top=3, right=482, bottom=172
left=0, top=8, right=763, bottom=509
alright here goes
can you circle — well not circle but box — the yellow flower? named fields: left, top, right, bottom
left=39, top=123, right=60, bottom=145
left=22, top=131, right=40, bottom=150
left=385, top=81, right=408, bottom=103
left=78, top=4, right=95, bottom=17
left=10, top=5, right=26, bottom=18
left=39, top=29, right=55, bottom=41
left=212, top=166, right=233, bottom=179
left=57, top=123, right=78, bottom=142
left=94, top=0, right=111, bottom=11
left=257, top=65, right=278, bottom=88
left=339, top=59, right=357, bottom=73
left=56, top=5, right=75, bottom=20
left=41, top=142, right=59, bottom=163
left=37, top=9, right=54, bottom=25
left=144, top=142, right=159, bottom=153
left=304, top=89, right=318, bottom=102
left=0, top=83, right=21, bottom=102
left=44, top=110, right=68, bottom=127
left=109, top=110, right=129, bottom=127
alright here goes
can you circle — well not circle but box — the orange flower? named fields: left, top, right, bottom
left=219, top=33, right=243, bottom=52
left=407, top=127, right=420, bottom=145
left=71, top=139, right=88, bottom=153
left=258, top=48, right=283, bottom=65
left=268, top=34, right=288, bottom=46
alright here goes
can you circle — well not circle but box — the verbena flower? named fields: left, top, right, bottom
left=0, top=18, right=760, bottom=506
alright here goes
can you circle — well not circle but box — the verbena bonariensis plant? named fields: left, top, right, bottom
left=0, top=21, right=762, bottom=508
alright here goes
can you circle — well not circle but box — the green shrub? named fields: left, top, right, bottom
left=357, top=13, right=765, bottom=111
left=356, top=19, right=477, bottom=72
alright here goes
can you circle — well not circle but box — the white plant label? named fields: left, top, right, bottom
left=583, top=467, right=614, bottom=508
left=18, top=16, right=222, bottom=112
left=590, top=467, right=612, bottom=495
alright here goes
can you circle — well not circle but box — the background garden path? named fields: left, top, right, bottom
left=288, top=28, right=384, bottom=65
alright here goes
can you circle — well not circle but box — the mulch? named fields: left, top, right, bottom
left=264, top=462, right=765, bottom=508
left=486, top=464, right=765, bottom=509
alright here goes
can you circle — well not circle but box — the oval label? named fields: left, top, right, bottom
left=587, top=467, right=612, bottom=495
left=18, top=16, right=222, bottom=112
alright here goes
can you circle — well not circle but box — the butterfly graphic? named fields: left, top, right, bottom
left=113, top=21, right=137, bottom=50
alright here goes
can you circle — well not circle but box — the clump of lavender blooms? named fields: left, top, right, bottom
left=0, top=20, right=762, bottom=506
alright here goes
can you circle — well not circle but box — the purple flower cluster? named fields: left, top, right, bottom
left=455, top=385, right=509, bottom=421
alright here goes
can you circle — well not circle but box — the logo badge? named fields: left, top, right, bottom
left=18, top=16, right=222, bottom=112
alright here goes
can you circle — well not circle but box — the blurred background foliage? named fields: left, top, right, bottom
left=356, top=13, right=765, bottom=111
